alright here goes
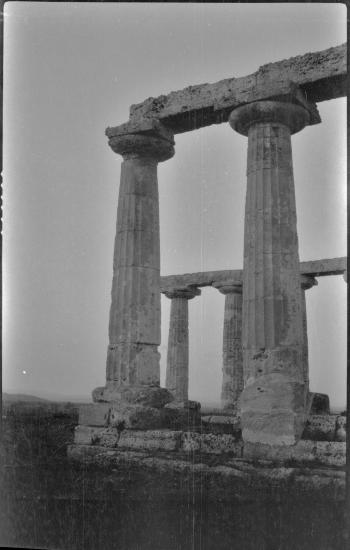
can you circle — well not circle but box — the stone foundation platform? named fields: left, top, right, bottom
left=68, top=408, right=346, bottom=501
left=68, top=439, right=345, bottom=501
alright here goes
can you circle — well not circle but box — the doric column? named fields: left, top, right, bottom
left=229, top=93, right=321, bottom=445
left=164, top=287, right=201, bottom=401
left=93, top=126, right=175, bottom=403
left=300, top=275, right=318, bottom=391
left=213, top=281, right=243, bottom=410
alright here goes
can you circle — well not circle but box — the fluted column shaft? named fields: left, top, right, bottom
left=164, top=288, right=200, bottom=401
left=214, top=282, right=243, bottom=410
left=103, top=133, right=175, bottom=392
left=229, top=98, right=320, bottom=445
left=300, top=275, right=318, bottom=390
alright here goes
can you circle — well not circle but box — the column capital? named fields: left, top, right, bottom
left=106, top=120, right=175, bottom=162
left=229, top=98, right=320, bottom=137
left=300, top=274, right=318, bottom=290
left=163, top=287, right=201, bottom=300
left=213, top=281, right=242, bottom=296
left=108, top=133, right=175, bottom=162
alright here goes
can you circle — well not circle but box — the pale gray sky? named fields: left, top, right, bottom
left=3, top=2, right=347, bottom=407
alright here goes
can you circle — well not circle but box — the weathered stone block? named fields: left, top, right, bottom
left=308, top=392, right=330, bottom=415
left=302, top=415, right=337, bottom=441
left=181, top=432, right=243, bottom=455
left=118, top=429, right=182, bottom=451
left=160, top=257, right=347, bottom=293
left=128, top=44, right=346, bottom=133
left=240, top=374, right=306, bottom=445
left=92, top=383, right=173, bottom=408
left=181, top=432, right=201, bottom=452
left=74, top=426, right=184, bottom=452
left=78, top=403, right=110, bottom=427
left=200, top=434, right=242, bottom=455
left=163, top=400, right=201, bottom=429
left=74, top=425, right=120, bottom=447
left=106, top=118, right=174, bottom=143
left=201, top=415, right=241, bottom=436
left=109, top=404, right=165, bottom=430
left=243, top=440, right=346, bottom=468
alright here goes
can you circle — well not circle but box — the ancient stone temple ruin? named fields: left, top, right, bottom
left=69, top=44, right=347, bottom=495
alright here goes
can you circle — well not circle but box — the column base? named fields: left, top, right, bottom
left=240, top=373, right=307, bottom=445
left=77, top=396, right=201, bottom=433
left=92, top=382, right=174, bottom=408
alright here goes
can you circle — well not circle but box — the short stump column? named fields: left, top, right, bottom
left=229, top=92, right=321, bottom=445
left=164, top=287, right=201, bottom=402
left=213, top=281, right=243, bottom=411
left=93, top=124, right=175, bottom=406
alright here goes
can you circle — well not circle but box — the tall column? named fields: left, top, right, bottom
left=300, top=275, right=318, bottom=391
left=164, top=287, right=201, bottom=402
left=229, top=95, right=321, bottom=445
left=93, top=128, right=175, bottom=403
left=213, top=281, right=243, bottom=410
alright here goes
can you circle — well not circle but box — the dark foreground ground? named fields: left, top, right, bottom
left=0, top=401, right=347, bottom=550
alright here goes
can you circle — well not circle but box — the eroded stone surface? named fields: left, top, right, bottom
left=119, top=430, right=182, bottom=451
left=303, top=415, right=346, bottom=442
left=163, top=400, right=201, bottom=429
left=74, top=426, right=182, bottom=451
left=106, top=118, right=174, bottom=143
left=164, top=288, right=201, bottom=401
left=92, top=384, right=173, bottom=407
left=67, top=444, right=345, bottom=500
left=213, top=282, right=243, bottom=410
left=300, top=276, right=318, bottom=390
left=243, top=440, right=346, bottom=468
left=308, top=392, right=330, bottom=415
left=108, top=404, right=165, bottom=430
left=230, top=99, right=314, bottom=445
left=127, top=44, right=345, bottom=134
left=79, top=403, right=111, bottom=427
left=201, top=415, right=241, bottom=436
left=71, top=431, right=345, bottom=467
left=182, top=432, right=243, bottom=455
left=97, top=130, right=174, bottom=403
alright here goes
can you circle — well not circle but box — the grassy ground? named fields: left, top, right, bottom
left=0, top=401, right=346, bottom=550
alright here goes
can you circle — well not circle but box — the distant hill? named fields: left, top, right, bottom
left=3, top=392, right=50, bottom=403
left=2, top=392, right=91, bottom=404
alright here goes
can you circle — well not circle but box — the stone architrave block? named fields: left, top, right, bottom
left=128, top=44, right=345, bottom=132
left=160, top=257, right=347, bottom=293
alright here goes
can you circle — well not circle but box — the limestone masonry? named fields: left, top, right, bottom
left=69, top=44, right=347, bottom=491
